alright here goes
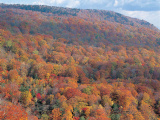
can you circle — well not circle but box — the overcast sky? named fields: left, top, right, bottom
left=0, top=0, right=160, bottom=29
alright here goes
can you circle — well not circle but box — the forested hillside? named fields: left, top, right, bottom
left=0, top=4, right=160, bottom=120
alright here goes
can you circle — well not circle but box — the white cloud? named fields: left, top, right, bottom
left=56, top=0, right=66, bottom=4
left=33, top=0, right=80, bottom=8
left=33, top=0, right=45, bottom=5
left=66, top=0, right=80, bottom=8
left=88, top=0, right=100, bottom=3
left=114, top=0, right=119, bottom=7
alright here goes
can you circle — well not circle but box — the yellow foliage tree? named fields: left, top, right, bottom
left=62, top=105, right=73, bottom=120
left=50, top=108, right=61, bottom=120
left=21, top=91, right=33, bottom=107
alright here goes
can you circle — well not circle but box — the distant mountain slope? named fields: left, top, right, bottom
left=0, top=3, right=158, bottom=31
left=0, top=3, right=160, bottom=48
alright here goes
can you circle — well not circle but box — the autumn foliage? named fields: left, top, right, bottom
left=0, top=3, right=160, bottom=120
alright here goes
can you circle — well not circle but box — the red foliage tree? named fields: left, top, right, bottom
left=64, top=88, right=82, bottom=99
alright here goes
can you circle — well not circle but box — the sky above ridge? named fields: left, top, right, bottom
left=0, top=0, right=160, bottom=29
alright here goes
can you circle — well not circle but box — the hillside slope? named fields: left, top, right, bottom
left=0, top=3, right=158, bottom=30
left=0, top=4, right=160, bottom=120
left=0, top=3, right=160, bottom=47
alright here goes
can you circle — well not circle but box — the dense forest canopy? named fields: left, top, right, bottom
left=0, top=3, right=160, bottom=120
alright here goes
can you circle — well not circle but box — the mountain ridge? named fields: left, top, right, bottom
left=0, top=3, right=160, bottom=48
left=0, top=3, right=159, bottom=31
